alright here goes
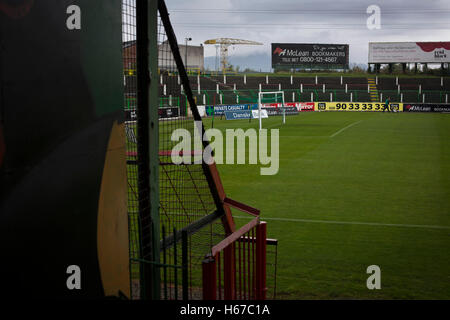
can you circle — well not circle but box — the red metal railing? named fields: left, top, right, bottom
left=202, top=217, right=267, bottom=300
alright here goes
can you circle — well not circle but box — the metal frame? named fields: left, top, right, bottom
left=135, top=0, right=160, bottom=300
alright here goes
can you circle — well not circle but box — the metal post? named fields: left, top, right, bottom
left=256, top=222, right=267, bottom=300
left=224, top=244, right=236, bottom=300
left=182, top=230, right=188, bottom=301
left=202, top=255, right=217, bottom=300
left=162, top=227, right=167, bottom=300
left=136, top=0, right=160, bottom=300
left=259, top=92, right=262, bottom=131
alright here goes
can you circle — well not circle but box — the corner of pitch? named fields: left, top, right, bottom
left=170, top=121, right=279, bottom=175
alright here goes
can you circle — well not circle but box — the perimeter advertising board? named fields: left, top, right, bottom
left=225, top=110, right=253, bottom=120
left=207, top=104, right=257, bottom=116
left=262, top=107, right=299, bottom=116
left=403, top=103, right=450, bottom=112
left=262, top=102, right=315, bottom=112
left=316, top=102, right=403, bottom=112
left=369, top=42, right=450, bottom=63
left=272, top=43, right=349, bottom=69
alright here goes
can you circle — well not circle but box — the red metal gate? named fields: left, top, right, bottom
left=202, top=217, right=267, bottom=300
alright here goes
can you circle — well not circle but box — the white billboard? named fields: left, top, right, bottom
left=369, top=42, right=450, bottom=63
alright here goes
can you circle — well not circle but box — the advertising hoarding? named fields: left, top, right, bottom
left=272, top=43, right=349, bottom=69
left=369, top=42, right=450, bottom=63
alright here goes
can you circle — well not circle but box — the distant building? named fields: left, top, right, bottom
left=123, top=40, right=136, bottom=72
left=159, top=40, right=204, bottom=71
left=123, top=40, right=204, bottom=73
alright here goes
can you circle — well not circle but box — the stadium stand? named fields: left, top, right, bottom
left=444, top=78, right=450, bottom=90
left=158, top=74, right=449, bottom=105
left=377, top=77, right=397, bottom=90
left=342, top=77, right=368, bottom=84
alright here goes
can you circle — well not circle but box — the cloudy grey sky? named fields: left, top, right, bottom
left=166, top=0, right=450, bottom=68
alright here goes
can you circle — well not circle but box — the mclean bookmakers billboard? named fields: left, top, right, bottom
left=272, top=43, right=349, bottom=69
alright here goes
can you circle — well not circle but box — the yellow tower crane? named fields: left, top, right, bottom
left=204, top=38, right=263, bottom=72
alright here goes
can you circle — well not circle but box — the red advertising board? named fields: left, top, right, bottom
left=261, top=102, right=315, bottom=111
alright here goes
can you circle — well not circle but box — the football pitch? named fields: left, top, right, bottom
left=204, top=111, right=450, bottom=299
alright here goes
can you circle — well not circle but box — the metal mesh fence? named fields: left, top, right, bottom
left=157, top=7, right=228, bottom=300
left=123, top=0, right=227, bottom=300
left=122, top=0, right=141, bottom=299
left=122, top=0, right=277, bottom=300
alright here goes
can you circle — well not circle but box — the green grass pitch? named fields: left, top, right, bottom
left=203, top=111, right=450, bottom=299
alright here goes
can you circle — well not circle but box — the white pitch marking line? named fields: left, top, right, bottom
left=330, top=120, right=362, bottom=138
left=234, top=216, right=450, bottom=230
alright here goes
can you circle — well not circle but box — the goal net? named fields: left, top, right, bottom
left=258, top=91, right=286, bottom=130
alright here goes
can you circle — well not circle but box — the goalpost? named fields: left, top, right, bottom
left=258, top=91, right=286, bottom=130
